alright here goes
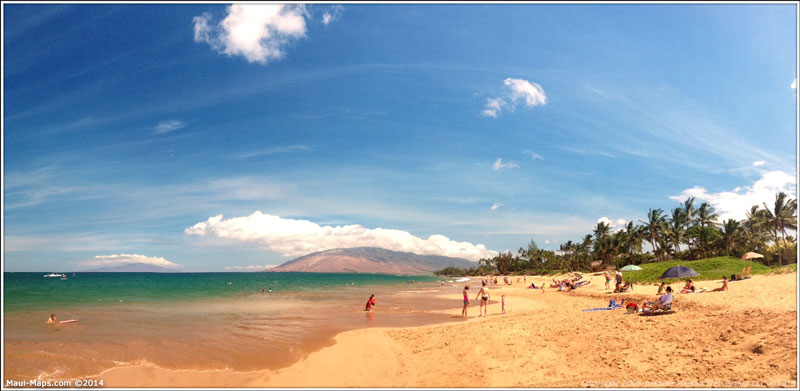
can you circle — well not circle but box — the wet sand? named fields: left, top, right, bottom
left=82, top=272, right=797, bottom=388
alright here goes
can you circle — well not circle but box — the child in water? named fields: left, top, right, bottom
left=365, top=294, right=376, bottom=311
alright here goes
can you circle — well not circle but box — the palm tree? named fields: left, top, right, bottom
left=763, top=192, right=798, bottom=265
left=681, top=197, right=696, bottom=259
left=718, top=219, right=744, bottom=256
left=640, top=208, right=666, bottom=262
left=666, top=207, right=686, bottom=257
left=695, top=202, right=719, bottom=259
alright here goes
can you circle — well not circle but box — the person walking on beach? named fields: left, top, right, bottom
left=476, top=285, right=490, bottom=317
left=501, top=295, right=507, bottom=314
left=462, top=285, right=470, bottom=318
left=614, top=271, right=623, bottom=293
left=604, top=271, right=611, bottom=290
left=365, top=294, right=376, bottom=311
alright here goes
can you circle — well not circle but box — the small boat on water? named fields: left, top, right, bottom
left=44, top=273, right=66, bottom=278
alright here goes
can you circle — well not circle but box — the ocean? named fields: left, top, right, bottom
left=3, top=272, right=467, bottom=380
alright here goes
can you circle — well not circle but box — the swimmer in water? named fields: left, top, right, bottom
left=47, top=314, right=56, bottom=324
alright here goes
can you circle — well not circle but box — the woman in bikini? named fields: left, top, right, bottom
left=710, top=276, right=728, bottom=292
left=462, top=285, right=470, bottom=318
left=475, top=285, right=490, bottom=317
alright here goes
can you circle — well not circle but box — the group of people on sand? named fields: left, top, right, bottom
left=461, top=284, right=506, bottom=318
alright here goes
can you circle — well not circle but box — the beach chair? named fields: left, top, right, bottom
left=640, top=297, right=675, bottom=316
left=746, top=266, right=752, bottom=277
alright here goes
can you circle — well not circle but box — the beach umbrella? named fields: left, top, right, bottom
left=620, top=265, right=642, bottom=271
left=741, top=252, right=764, bottom=269
left=659, top=265, right=699, bottom=280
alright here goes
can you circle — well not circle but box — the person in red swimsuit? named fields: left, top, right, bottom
left=365, top=294, right=376, bottom=311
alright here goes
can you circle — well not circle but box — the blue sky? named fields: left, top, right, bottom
left=3, top=3, right=797, bottom=272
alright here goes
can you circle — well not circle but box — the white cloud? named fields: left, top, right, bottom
left=792, top=78, right=797, bottom=89
left=322, top=5, right=343, bottom=25
left=234, top=145, right=311, bottom=159
left=753, top=160, right=766, bottom=167
left=185, top=212, right=498, bottom=261
left=224, top=264, right=277, bottom=271
left=597, top=217, right=627, bottom=232
left=81, top=254, right=181, bottom=269
left=482, top=78, right=546, bottom=118
left=154, top=119, right=186, bottom=134
left=491, top=202, right=502, bottom=211
left=544, top=240, right=551, bottom=244
left=492, top=158, right=519, bottom=171
left=523, top=150, right=544, bottom=160
left=669, top=170, right=797, bottom=221
left=193, top=4, right=308, bottom=64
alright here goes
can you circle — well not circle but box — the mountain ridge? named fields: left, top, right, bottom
left=268, top=247, right=476, bottom=274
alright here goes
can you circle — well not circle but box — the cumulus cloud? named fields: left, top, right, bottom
left=669, top=170, right=797, bottom=221
left=753, top=160, right=766, bottom=167
left=492, top=158, right=519, bottom=171
left=792, top=78, right=797, bottom=89
left=185, top=212, right=497, bottom=261
left=482, top=78, right=546, bottom=118
left=224, top=264, right=277, bottom=271
left=193, top=4, right=308, bottom=64
left=491, top=202, right=502, bottom=211
left=155, top=119, right=186, bottom=134
left=81, top=254, right=181, bottom=268
left=597, top=217, right=627, bottom=232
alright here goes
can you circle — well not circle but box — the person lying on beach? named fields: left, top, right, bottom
left=680, top=279, right=696, bottom=294
left=47, top=314, right=56, bottom=324
left=643, top=286, right=673, bottom=311
left=710, top=276, right=728, bottom=292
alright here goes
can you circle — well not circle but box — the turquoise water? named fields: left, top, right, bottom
left=3, top=272, right=438, bottom=313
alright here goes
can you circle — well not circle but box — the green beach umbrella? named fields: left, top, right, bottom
left=620, top=265, right=642, bottom=271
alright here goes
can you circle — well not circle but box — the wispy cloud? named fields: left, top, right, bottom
left=234, top=145, right=311, bottom=159
left=558, top=145, right=615, bottom=158
left=321, top=5, right=344, bottom=25
left=80, top=253, right=181, bottom=269
left=185, top=212, right=498, bottom=261
left=492, top=158, right=519, bottom=171
left=753, top=160, right=766, bottom=167
left=154, top=119, right=186, bottom=134
left=194, top=4, right=309, bottom=64
left=523, top=150, right=544, bottom=160
left=669, top=170, right=797, bottom=221
left=482, top=78, right=546, bottom=118
left=491, top=202, right=502, bottom=211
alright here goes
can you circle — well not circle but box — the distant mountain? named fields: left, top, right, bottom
left=268, top=247, right=476, bottom=274
left=84, top=263, right=180, bottom=273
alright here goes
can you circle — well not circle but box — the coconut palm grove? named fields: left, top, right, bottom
left=436, top=191, right=797, bottom=277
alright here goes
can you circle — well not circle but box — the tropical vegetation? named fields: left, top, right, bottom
left=434, top=192, right=797, bottom=276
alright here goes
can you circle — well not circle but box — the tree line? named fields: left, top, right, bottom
left=435, top=192, right=797, bottom=276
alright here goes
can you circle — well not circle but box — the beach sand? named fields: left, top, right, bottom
left=89, top=272, right=797, bottom=388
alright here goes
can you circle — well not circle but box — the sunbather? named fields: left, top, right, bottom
left=619, top=280, right=633, bottom=292
left=710, top=276, right=728, bottom=292
left=680, top=279, right=695, bottom=294
left=643, top=286, right=673, bottom=312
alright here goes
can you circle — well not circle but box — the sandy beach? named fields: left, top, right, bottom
left=83, top=271, right=798, bottom=388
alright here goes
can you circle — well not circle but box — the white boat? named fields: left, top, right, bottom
left=44, top=273, right=65, bottom=278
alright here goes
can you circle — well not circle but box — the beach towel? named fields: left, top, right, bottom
left=583, top=306, right=623, bottom=312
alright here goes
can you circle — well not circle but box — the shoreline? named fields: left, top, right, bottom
left=80, top=272, right=797, bottom=388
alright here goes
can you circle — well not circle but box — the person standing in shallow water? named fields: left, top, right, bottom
left=462, top=285, right=470, bottom=318
left=365, top=294, right=376, bottom=311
